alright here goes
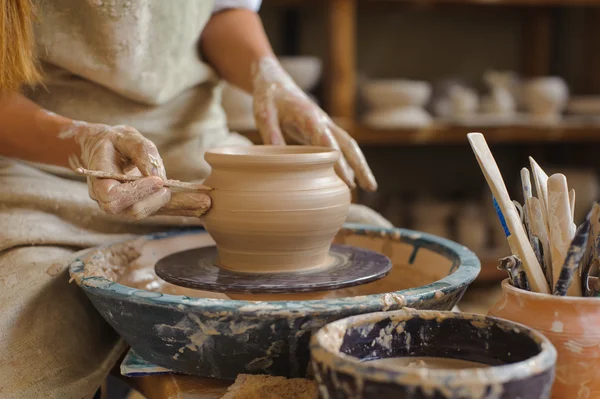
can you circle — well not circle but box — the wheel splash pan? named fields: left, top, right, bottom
left=68, top=224, right=480, bottom=380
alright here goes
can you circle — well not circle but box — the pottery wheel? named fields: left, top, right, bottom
left=154, top=244, right=392, bottom=294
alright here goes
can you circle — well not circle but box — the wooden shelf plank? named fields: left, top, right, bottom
left=238, top=123, right=600, bottom=146
left=265, top=0, right=600, bottom=5
left=360, top=0, right=600, bottom=6
left=351, top=123, right=600, bottom=145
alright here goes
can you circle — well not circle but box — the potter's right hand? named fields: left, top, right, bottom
left=61, top=122, right=172, bottom=220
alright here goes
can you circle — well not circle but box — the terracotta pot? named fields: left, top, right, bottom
left=489, top=279, right=600, bottom=399
left=202, top=145, right=351, bottom=273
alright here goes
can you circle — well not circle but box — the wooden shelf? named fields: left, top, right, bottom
left=350, top=123, right=600, bottom=145
left=265, top=0, right=600, bottom=6
left=238, top=123, right=600, bottom=146
left=362, top=0, right=600, bottom=6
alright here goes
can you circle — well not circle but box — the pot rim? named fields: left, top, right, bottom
left=204, top=145, right=339, bottom=168
left=310, top=308, right=557, bottom=388
left=500, top=278, right=599, bottom=304
left=67, top=224, right=481, bottom=318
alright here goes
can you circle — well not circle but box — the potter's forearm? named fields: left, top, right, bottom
left=0, top=93, right=78, bottom=167
left=200, top=8, right=275, bottom=93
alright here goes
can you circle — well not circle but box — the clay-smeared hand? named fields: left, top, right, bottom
left=62, top=123, right=172, bottom=219
left=252, top=56, right=377, bottom=192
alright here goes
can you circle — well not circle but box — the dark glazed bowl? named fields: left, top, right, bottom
left=68, top=224, right=480, bottom=380
left=311, top=309, right=557, bottom=399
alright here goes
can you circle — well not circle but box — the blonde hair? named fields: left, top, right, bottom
left=0, top=0, right=41, bottom=92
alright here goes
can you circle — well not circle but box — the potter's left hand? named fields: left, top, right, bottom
left=252, top=56, right=377, bottom=192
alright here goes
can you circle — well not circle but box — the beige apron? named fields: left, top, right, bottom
left=0, top=2, right=392, bottom=398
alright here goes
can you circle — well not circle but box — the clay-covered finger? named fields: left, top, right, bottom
left=156, top=192, right=212, bottom=218
left=91, top=176, right=165, bottom=215
left=121, top=187, right=171, bottom=220
left=284, top=111, right=356, bottom=189
left=111, top=126, right=166, bottom=179
left=330, top=122, right=378, bottom=192
left=253, top=91, right=286, bottom=145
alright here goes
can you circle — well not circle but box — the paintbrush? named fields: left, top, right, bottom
left=73, top=167, right=213, bottom=192
left=547, top=174, right=577, bottom=294
left=553, top=213, right=590, bottom=296
left=467, top=133, right=549, bottom=293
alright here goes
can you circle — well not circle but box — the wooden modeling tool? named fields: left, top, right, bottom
left=520, top=168, right=545, bottom=276
left=521, top=168, right=534, bottom=200
left=547, top=174, right=576, bottom=293
left=569, top=188, right=577, bottom=234
left=467, top=133, right=549, bottom=293
left=527, top=197, right=553, bottom=287
left=73, top=167, right=213, bottom=192
left=569, top=189, right=576, bottom=222
left=554, top=215, right=589, bottom=296
left=529, top=157, right=549, bottom=220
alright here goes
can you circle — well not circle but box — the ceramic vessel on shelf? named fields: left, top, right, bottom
left=489, top=279, right=600, bottom=399
left=221, top=83, right=255, bottom=131
left=361, top=79, right=432, bottom=109
left=279, top=56, right=322, bottom=92
left=434, top=84, right=479, bottom=120
left=362, top=107, right=432, bottom=129
left=480, top=70, right=519, bottom=116
left=202, top=146, right=350, bottom=273
left=522, top=77, right=569, bottom=123
left=311, top=308, right=556, bottom=398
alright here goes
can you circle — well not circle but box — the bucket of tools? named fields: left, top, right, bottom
left=468, top=132, right=600, bottom=399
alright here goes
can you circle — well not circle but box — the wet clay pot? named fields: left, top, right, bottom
left=202, top=146, right=351, bottom=273
left=311, top=308, right=556, bottom=399
left=489, top=279, right=600, bottom=399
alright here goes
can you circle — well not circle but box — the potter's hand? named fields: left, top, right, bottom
left=252, top=56, right=377, bottom=192
left=61, top=123, right=173, bottom=220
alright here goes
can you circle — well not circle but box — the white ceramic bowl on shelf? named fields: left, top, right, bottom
left=362, top=80, right=432, bottom=109
left=279, top=56, right=323, bottom=92
left=362, top=106, right=432, bottom=129
left=522, top=76, right=569, bottom=117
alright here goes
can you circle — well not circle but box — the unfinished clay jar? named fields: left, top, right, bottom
left=202, top=146, right=351, bottom=273
left=489, top=279, right=600, bottom=399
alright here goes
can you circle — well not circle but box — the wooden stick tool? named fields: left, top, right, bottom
left=468, top=133, right=550, bottom=294
left=73, top=167, right=213, bottom=192
left=547, top=174, right=577, bottom=294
